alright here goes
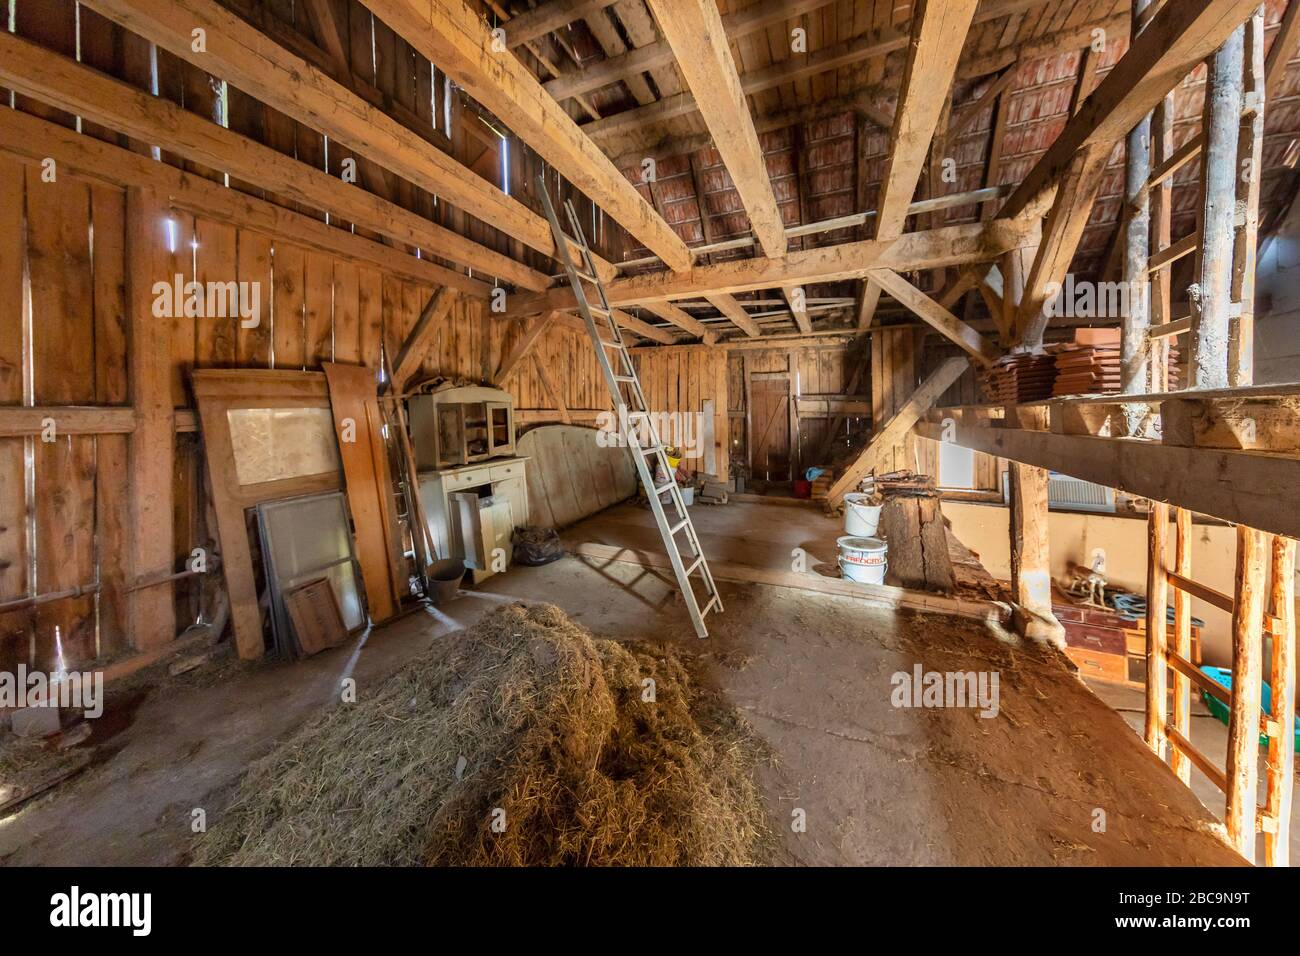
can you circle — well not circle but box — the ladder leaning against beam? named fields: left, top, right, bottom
left=535, top=177, right=722, bottom=639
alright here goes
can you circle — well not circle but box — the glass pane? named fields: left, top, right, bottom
left=259, top=493, right=365, bottom=631
left=227, top=407, right=340, bottom=485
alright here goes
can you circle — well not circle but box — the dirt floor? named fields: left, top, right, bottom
left=0, top=500, right=1253, bottom=866
left=1088, top=678, right=1299, bottom=865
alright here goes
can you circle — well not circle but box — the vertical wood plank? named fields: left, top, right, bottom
left=1145, top=501, right=1170, bottom=759
left=1226, top=523, right=1266, bottom=862
left=0, top=159, right=27, bottom=669
left=195, top=218, right=239, bottom=369
left=272, top=243, right=306, bottom=370
left=126, top=188, right=177, bottom=651
left=1171, top=507, right=1194, bottom=784
left=304, top=252, right=335, bottom=368
left=92, top=185, right=130, bottom=656
left=165, top=211, right=197, bottom=407
left=332, top=260, right=361, bottom=365
left=357, top=266, right=384, bottom=376
left=1264, top=535, right=1296, bottom=867
left=236, top=230, right=273, bottom=367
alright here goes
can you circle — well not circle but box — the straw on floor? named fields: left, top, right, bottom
left=192, top=602, right=771, bottom=866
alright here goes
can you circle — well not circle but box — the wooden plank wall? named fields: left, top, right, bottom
left=493, top=320, right=608, bottom=415
left=728, top=344, right=863, bottom=477
left=632, top=346, right=730, bottom=480
left=870, top=328, right=929, bottom=475
left=0, top=164, right=128, bottom=672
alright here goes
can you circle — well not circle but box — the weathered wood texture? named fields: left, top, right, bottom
left=516, top=425, right=637, bottom=529
left=879, top=495, right=956, bottom=593
left=1225, top=524, right=1266, bottom=862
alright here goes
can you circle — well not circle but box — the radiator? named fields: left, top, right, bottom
left=1002, top=472, right=1117, bottom=513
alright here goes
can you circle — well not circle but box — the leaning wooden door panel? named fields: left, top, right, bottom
left=323, top=363, right=402, bottom=624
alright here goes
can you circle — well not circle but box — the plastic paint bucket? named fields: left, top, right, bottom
left=837, top=535, right=888, bottom=585
left=843, top=492, right=883, bottom=537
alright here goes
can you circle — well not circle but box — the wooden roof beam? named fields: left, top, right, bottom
left=869, top=268, right=1001, bottom=367
left=546, top=0, right=837, bottom=102
left=0, top=32, right=549, bottom=291
left=876, top=0, right=981, bottom=241
left=705, top=295, right=763, bottom=339
left=80, top=0, right=611, bottom=278
left=783, top=286, right=815, bottom=334
left=998, top=0, right=1265, bottom=222
left=646, top=0, right=786, bottom=258
left=512, top=218, right=1035, bottom=314
left=359, top=0, right=693, bottom=272
left=504, top=0, right=620, bottom=49
left=638, top=303, right=719, bottom=344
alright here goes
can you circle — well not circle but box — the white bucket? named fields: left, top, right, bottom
left=843, top=493, right=883, bottom=537
left=837, top=535, right=888, bottom=585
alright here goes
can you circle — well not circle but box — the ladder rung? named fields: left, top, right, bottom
left=589, top=305, right=612, bottom=316
left=699, top=595, right=720, bottom=618
left=685, top=556, right=704, bottom=576
left=597, top=337, right=623, bottom=349
left=614, top=374, right=636, bottom=383
left=653, top=481, right=675, bottom=497
left=575, top=269, right=600, bottom=283
left=637, top=443, right=665, bottom=456
left=669, top=518, right=689, bottom=535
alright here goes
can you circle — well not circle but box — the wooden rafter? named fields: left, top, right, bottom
left=857, top=0, right=979, bottom=349
left=706, top=294, right=763, bottom=339
left=638, top=302, right=719, bottom=344
left=81, top=0, right=612, bottom=277
left=358, top=0, right=693, bottom=271
left=585, top=0, right=1053, bottom=146
left=545, top=0, right=836, bottom=103
left=504, top=0, right=620, bottom=49
left=512, top=219, right=1034, bottom=314
left=869, top=269, right=1000, bottom=366
left=999, top=0, right=1264, bottom=222
left=0, top=108, right=492, bottom=297
left=0, top=32, right=550, bottom=292
left=646, top=0, right=786, bottom=258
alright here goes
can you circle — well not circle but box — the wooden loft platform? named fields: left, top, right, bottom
left=916, top=383, right=1300, bottom=540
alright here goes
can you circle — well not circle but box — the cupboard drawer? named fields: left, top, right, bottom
left=1064, top=622, right=1126, bottom=656
left=443, top=468, right=490, bottom=491
left=490, top=461, right=524, bottom=481
left=1064, top=647, right=1128, bottom=684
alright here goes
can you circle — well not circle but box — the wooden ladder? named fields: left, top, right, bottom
left=535, top=177, right=722, bottom=639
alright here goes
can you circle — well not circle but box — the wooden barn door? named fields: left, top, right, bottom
left=749, top=376, right=791, bottom=481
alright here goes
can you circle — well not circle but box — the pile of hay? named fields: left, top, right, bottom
left=193, top=603, right=771, bottom=866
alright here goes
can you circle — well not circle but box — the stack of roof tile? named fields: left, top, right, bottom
left=978, top=350, right=1059, bottom=403
left=1051, top=328, right=1180, bottom=397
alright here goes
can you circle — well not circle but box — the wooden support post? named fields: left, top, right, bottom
left=125, top=188, right=176, bottom=651
left=1122, top=0, right=1154, bottom=436
left=1192, top=27, right=1245, bottom=390
left=1225, top=523, right=1266, bottom=862
left=1230, top=8, right=1265, bottom=387
left=1171, top=507, right=1194, bottom=784
left=1145, top=501, right=1170, bottom=759
left=1264, top=534, right=1296, bottom=867
left=1008, top=461, right=1063, bottom=646
left=1150, top=91, right=1175, bottom=392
